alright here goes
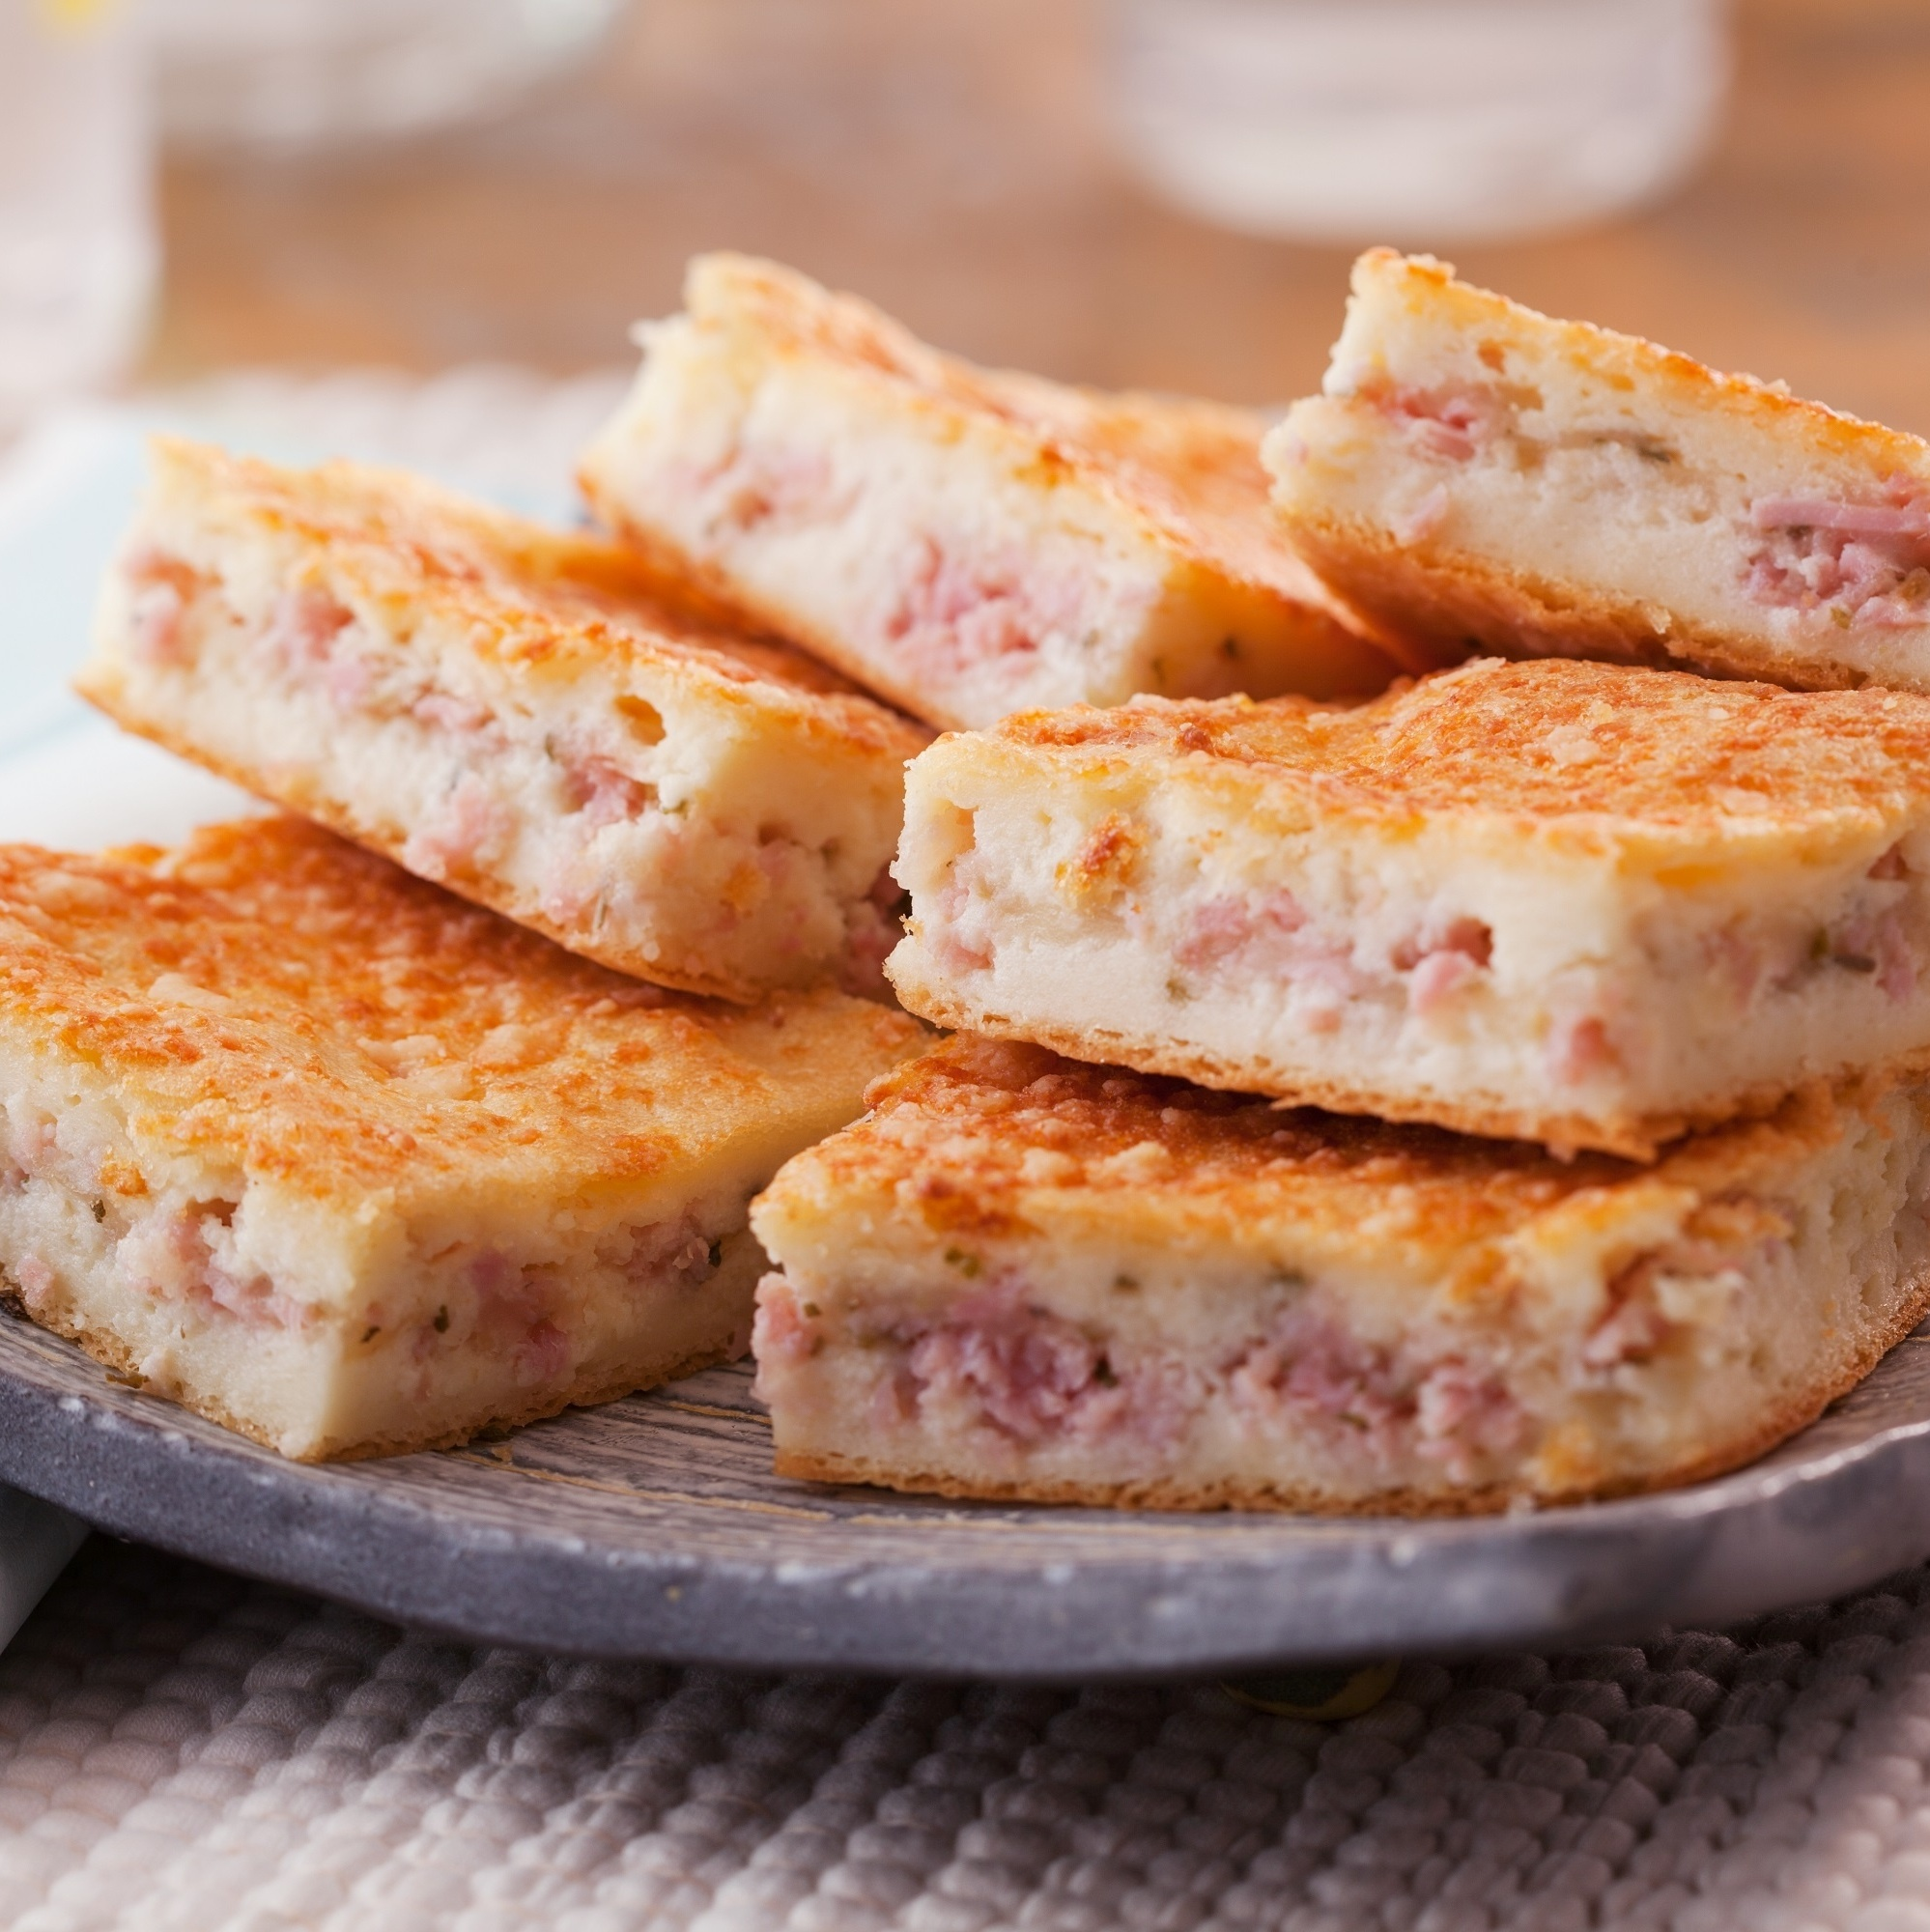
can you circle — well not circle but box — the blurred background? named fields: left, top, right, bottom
left=3, top=0, right=1927, bottom=444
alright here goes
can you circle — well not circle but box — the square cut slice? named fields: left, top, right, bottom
left=0, top=816, right=925, bottom=1461
left=577, top=253, right=1421, bottom=733
left=76, top=438, right=931, bottom=1005
left=888, top=657, right=1930, bottom=1159
left=1267, top=249, right=1930, bottom=694
left=751, top=1036, right=1930, bottom=1513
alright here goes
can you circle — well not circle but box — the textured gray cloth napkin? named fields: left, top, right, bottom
left=0, top=1536, right=1925, bottom=1931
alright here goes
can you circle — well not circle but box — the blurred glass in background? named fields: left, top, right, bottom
left=0, top=0, right=156, bottom=434
left=1108, top=0, right=1733, bottom=243
left=149, top=0, right=626, bottom=151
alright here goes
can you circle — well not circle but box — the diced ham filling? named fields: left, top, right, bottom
left=4, top=1118, right=61, bottom=1187
left=929, top=870, right=997, bottom=978
left=1393, top=917, right=1493, bottom=1017
left=1582, top=1235, right=1761, bottom=1375
left=712, top=445, right=847, bottom=536
left=756, top=1275, right=1183, bottom=1451
left=1831, top=906, right=1916, bottom=1003
left=752, top=1273, right=812, bottom=1370
left=463, top=1247, right=574, bottom=1386
left=1227, top=1305, right=1525, bottom=1484
left=555, top=743, right=654, bottom=831
left=759, top=1273, right=1534, bottom=1485
left=411, top=690, right=496, bottom=737
left=1161, top=866, right=1921, bottom=1076
left=122, top=548, right=208, bottom=667
left=117, top=1208, right=312, bottom=1331
left=259, top=585, right=366, bottom=708
left=598, top=1213, right=722, bottom=1294
left=1547, top=1013, right=1618, bottom=1087
left=1699, top=858, right=1921, bottom=1012
left=1361, top=382, right=1508, bottom=464
left=1407, top=950, right=1481, bottom=1013
left=903, top=1304, right=1135, bottom=1444
left=1171, top=897, right=1495, bottom=1032
left=12, top=1254, right=53, bottom=1312
left=840, top=864, right=910, bottom=997
left=1744, top=487, right=1930, bottom=628
left=402, top=773, right=514, bottom=882
left=1175, top=891, right=1363, bottom=1032
left=883, top=536, right=1093, bottom=684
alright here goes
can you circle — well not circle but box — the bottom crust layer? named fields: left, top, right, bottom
left=1288, top=507, right=1881, bottom=697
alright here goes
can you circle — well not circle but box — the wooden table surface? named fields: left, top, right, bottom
left=148, top=0, right=1930, bottom=437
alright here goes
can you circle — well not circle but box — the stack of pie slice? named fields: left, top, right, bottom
left=739, top=257, right=1930, bottom=1514
left=12, top=247, right=1930, bottom=1520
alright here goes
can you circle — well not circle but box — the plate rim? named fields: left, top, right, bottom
left=4, top=1310, right=1930, bottom=1678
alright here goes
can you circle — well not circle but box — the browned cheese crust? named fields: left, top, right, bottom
left=788, top=1036, right=1865, bottom=1278
left=0, top=815, right=924, bottom=1207
left=984, top=654, right=1930, bottom=834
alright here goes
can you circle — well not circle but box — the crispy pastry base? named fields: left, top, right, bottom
left=1284, top=506, right=1898, bottom=697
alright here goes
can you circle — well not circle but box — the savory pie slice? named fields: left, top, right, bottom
left=0, top=816, right=924, bottom=1461
left=577, top=253, right=1421, bottom=732
left=888, top=657, right=1930, bottom=1159
left=77, top=438, right=930, bottom=1005
left=1267, top=248, right=1930, bottom=693
left=751, top=1036, right=1930, bottom=1514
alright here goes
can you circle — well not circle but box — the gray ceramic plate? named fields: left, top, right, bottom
left=1, top=1303, right=1928, bottom=1679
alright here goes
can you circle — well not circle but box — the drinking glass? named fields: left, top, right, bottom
left=149, top=0, right=628, bottom=151
left=0, top=0, right=156, bottom=432
left=1107, top=0, right=1733, bottom=244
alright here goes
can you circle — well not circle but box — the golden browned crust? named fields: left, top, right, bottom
left=981, top=655, right=1930, bottom=846
left=989, top=653, right=1930, bottom=827
left=1285, top=506, right=1901, bottom=697
left=99, top=438, right=931, bottom=764
left=781, top=1037, right=1880, bottom=1265
left=0, top=1285, right=745, bottom=1463
left=0, top=815, right=926, bottom=1205
left=588, top=254, right=1429, bottom=679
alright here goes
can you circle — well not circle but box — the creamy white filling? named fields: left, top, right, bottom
left=0, top=1092, right=761, bottom=1455
left=108, top=549, right=896, bottom=995
left=896, top=773, right=1930, bottom=1134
